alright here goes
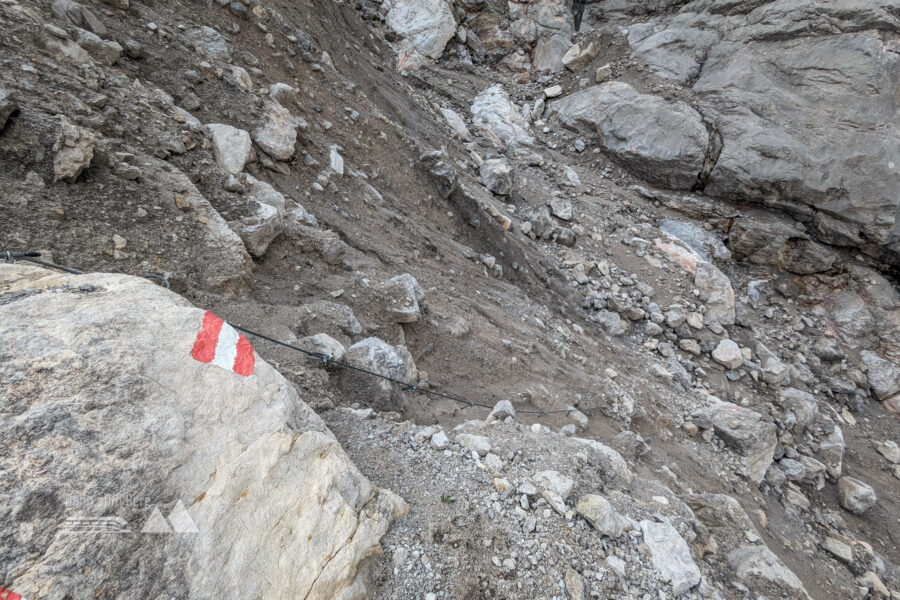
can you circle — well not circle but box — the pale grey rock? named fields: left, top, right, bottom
left=0, top=265, right=404, bottom=600
left=269, top=83, right=298, bottom=107
left=548, top=82, right=708, bottom=190
left=456, top=433, right=491, bottom=456
left=562, top=40, right=599, bottom=72
left=487, top=400, right=515, bottom=422
left=532, top=33, right=570, bottom=73
left=253, top=101, right=300, bottom=160
left=299, top=301, right=363, bottom=338
left=188, top=25, right=230, bottom=60
left=778, top=388, right=818, bottom=434
left=52, top=116, right=94, bottom=183
left=233, top=175, right=286, bottom=258
left=641, top=520, right=701, bottom=593
left=571, top=438, right=633, bottom=484
left=205, top=124, right=252, bottom=175
left=471, top=84, right=534, bottom=149
left=329, top=146, right=344, bottom=176
left=838, top=476, right=876, bottom=514
left=712, top=339, right=742, bottom=370
left=693, top=401, right=777, bottom=482
left=149, top=160, right=252, bottom=293
left=860, top=351, right=900, bottom=401
left=727, top=546, right=809, bottom=599
left=386, top=0, right=456, bottom=59
left=431, top=430, right=449, bottom=449
left=533, top=470, right=574, bottom=501
left=659, top=218, right=730, bottom=263
left=298, top=333, right=346, bottom=362
left=73, top=27, right=122, bottom=65
left=235, top=200, right=281, bottom=258
left=550, top=196, right=573, bottom=221
left=576, top=495, right=625, bottom=538
left=480, top=158, right=513, bottom=196
left=876, top=440, right=900, bottom=464
left=341, top=338, right=416, bottom=411
left=378, top=273, right=425, bottom=323
left=695, top=261, right=735, bottom=325
left=440, top=107, right=470, bottom=140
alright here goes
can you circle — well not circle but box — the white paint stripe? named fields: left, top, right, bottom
left=211, top=322, right=239, bottom=371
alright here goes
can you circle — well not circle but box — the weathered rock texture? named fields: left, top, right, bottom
left=623, top=0, right=900, bottom=258
left=0, top=265, right=405, bottom=600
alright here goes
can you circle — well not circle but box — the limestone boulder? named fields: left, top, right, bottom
left=0, top=265, right=405, bottom=599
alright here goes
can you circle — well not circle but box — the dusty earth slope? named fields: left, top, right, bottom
left=0, top=0, right=898, bottom=598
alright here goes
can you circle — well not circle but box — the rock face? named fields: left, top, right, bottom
left=624, top=1, right=900, bottom=255
left=52, top=116, right=94, bottom=182
left=548, top=82, right=709, bottom=190
left=728, top=214, right=836, bottom=274
left=693, top=401, right=777, bottom=483
left=640, top=520, right=701, bottom=593
left=206, top=123, right=252, bottom=174
left=0, top=265, right=404, bottom=599
left=386, top=0, right=456, bottom=60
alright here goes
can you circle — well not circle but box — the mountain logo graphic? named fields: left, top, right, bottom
left=140, top=502, right=198, bottom=534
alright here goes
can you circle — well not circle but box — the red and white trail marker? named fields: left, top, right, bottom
left=0, top=588, right=25, bottom=600
left=190, top=311, right=255, bottom=377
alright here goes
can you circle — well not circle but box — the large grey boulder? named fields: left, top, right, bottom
left=693, top=401, right=777, bottom=483
left=727, top=546, right=810, bottom=600
left=548, top=82, right=709, bottom=190
left=640, top=520, right=701, bottom=593
left=838, top=476, right=877, bottom=514
left=0, top=265, right=405, bottom=599
left=386, top=0, right=456, bottom=60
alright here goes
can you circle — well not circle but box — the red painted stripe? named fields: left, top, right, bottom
left=0, top=588, right=23, bottom=600
left=233, top=334, right=255, bottom=376
left=191, top=311, right=224, bottom=364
